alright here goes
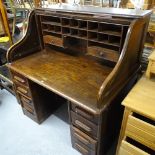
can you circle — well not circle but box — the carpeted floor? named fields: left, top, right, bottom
left=0, top=90, right=80, bottom=155
left=0, top=89, right=116, bottom=155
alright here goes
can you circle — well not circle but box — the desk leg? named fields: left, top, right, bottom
left=116, top=107, right=131, bottom=155
left=146, top=60, right=152, bottom=78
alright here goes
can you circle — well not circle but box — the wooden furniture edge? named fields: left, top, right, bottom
left=6, top=10, right=41, bottom=62
left=97, top=19, right=138, bottom=108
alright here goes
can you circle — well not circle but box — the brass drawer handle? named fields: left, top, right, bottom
left=99, top=51, right=104, bottom=57
left=21, top=96, right=31, bottom=104
left=74, top=132, right=90, bottom=145
left=75, top=120, right=92, bottom=132
left=17, top=87, right=28, bottom=94
left=14, top=76, right=25, bottom=83
left=75, top=143, right=88, bottom=154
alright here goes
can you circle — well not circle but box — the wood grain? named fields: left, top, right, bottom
left=8, top=47, right=112, bottom=113
left=119, top=140, right=149, bottom=155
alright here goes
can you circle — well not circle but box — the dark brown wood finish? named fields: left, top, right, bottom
left=8, top=48, right=112, bottom=113
left=6, top=5, right=152, bottom=155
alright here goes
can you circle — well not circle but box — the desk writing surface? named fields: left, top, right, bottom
left=9, top=48, right=112, bottom=112
left=122, top=75, right=155, bottom=120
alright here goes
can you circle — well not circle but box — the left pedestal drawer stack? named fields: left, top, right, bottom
left=10, top=70, right=41, bottom=124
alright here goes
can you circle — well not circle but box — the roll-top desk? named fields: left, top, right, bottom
left=7, top=5, right=152, bottom=155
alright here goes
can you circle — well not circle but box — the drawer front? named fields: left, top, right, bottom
left=11, top=71, right=28, bottom=86
left=71, top=126, right=97, bottom=150
left=18, top=94, right=34, bottom=109
left=125, top=115, right=155, bottom=150
left=23, top=102, right=35, bottom=115
left=20, top=95, right=33, bottom=106
left=72, top=141, right=96, bottom=155
left=23, top=108, right=38, bottom=122
left=71, top=104, right=99, bottom=124
left=15, top=83, right=31, bottom=98
left=118, top=140, right=149, bottom=155
left=43, top=35, right=63, bottom=47
left=71, top=111, right=98, bottom=138
left=87, top=46, right=119, bottom=62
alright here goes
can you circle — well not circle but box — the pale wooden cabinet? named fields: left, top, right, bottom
left=116, top=75, right=155, bottom=155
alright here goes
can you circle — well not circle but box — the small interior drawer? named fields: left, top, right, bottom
left=87, top=46, right=119, bottom=62
left=125, top=115, right=155, bottom=150
left=71, top=103, right=99, bottom=124
left=118, top=140, right=149, bottom=155
left=71, top=125, right=97, bottom=151
left=11, top=71, right=28, bottom=86
left=43, top=35, right=63, bottom=46
left=71, top=111, right=98, bottom=138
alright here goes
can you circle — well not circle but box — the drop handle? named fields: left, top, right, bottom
left=75, top=120, right=91, bottom=132
left=17, top=87, right=28, bottom=94
left=99, top=51, right=104, bottom=57
left=14, top=76, right=25, bottom=83
left=51, top=40, right=54, bottom=44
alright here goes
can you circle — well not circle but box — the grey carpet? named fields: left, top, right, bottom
left=0, top=90, right=80, bottom=155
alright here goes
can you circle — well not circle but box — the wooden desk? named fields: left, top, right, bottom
left=7, top=5, right=152, bottom=155
left=116, top=75, right=155, bottom=154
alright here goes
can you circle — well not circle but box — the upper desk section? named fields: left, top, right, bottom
left=7, top=6, right=152, bottom=113
left=38, top=4, right=152, bottom=19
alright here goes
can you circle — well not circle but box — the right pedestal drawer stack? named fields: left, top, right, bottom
left=69, top=103, right=99, bottom=155
left=116, top=75, right=155, bottom=155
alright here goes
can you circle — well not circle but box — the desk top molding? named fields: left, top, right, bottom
left=39, top=4, right=152, bottom=18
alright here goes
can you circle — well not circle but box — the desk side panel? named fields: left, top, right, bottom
left=7, top=11, right=42, bottom=63
left=97, top=15, right=151, bottom=108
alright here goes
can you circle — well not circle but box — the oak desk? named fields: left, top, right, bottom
left=7, top=5, right=152, bottom=155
